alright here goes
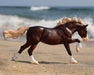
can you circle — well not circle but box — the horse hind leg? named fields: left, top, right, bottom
left=28, top=44, right=39, bottom=65
left=12, top=41, right=30, bottom=61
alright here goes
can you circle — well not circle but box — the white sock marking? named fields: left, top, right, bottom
left=70, top=56, right=78, bottom=64
left=76, top=43, right=82, bottom=52
left=30, top=55, right=38, bottom=64
left=12, top=53, right=20, bottom=60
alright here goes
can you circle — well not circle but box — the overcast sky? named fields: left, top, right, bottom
left=0, top=0, right=94, bottom=7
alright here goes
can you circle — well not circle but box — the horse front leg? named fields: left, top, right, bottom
left=68, top=38, right=82, bottom=53
left=64, top=43, right=78, bottom=64
left=76, top=42, right=82, bottom=53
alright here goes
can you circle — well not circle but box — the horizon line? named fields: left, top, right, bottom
left=0, top=5, right=94, bottom=8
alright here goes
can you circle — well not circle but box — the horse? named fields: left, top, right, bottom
left=11, top=18, right=88, bottom=65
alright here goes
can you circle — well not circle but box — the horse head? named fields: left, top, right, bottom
left=77, top=17, right=88, bottom=41
left=57, top=17, right=88, bottom=42
left=77, top=24, right=88, bottom=42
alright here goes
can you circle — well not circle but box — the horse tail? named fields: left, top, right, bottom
left=3, top=31, right=9, bottom=40
left=3, top=27, right=29, bottom=40
left=17, top=27, right=29, bottom=36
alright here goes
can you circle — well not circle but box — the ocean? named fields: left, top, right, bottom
left=0, top=6, right=94, bottom=41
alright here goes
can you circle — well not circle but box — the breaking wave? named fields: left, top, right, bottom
left=0, top=14, right=94, bottom=40
left=30, top=6, right=51, bottom=11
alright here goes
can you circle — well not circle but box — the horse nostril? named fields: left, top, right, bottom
left=83, top=37, right=88, bottom=42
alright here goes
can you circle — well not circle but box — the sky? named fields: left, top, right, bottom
left=31, top=0, right=94, bottom=7
left=0, top=0, right=31, bottom=6
left=0, top=0, right=94, bottom=7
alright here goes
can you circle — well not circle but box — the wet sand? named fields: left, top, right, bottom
left=0, top=40, right=94, bottom=75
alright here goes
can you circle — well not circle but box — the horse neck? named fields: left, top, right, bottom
left=65, top=23, right=79, bottom=34
left=55, top=22, right=80, bottom=34
left=71, top=28, right=78, bottom=34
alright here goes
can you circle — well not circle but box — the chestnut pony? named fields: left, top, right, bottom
left=12, top=21, right=88, bottom=64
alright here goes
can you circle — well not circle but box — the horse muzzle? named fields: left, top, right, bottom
left=83, top=37, right=88, bottom=42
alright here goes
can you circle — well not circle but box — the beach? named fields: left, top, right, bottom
left=0, top=40, right=94, bottom=75
left=0, top=6, right=94, bottom=75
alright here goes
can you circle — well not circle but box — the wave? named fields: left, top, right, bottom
left=30, top=6, right=51, bottom=11
left=30, top=6, right=94, bottom=11
left=0, top=14, right=57, bottom=41
left=0, top=15, right=32, bottom=30
left=0, top=14, right=94, bottom=40
left=0, top=14, right=58, bottom=30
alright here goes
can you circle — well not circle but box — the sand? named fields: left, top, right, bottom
left=0, top=40, right=94, bottom=75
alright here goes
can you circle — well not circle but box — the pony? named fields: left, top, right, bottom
left=7, top=17, right=88, bottom=65
left=3, top=27, right=29, bottom=40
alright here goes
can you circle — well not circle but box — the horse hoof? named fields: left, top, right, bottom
left=11, top=57, right=15, bottom=61
left=70, top=61, right=78, bottom=64
left=71, top=62, right=78, bottom=64
left=32, top=62, right=39, bottom=65
left=11, top=59, right=15, bottom=61
left=31, top=61, right=39, bottom=65
left=76, top=48, right=79, bottom=53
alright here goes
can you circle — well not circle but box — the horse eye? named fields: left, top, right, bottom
left=85, top=30, right=87, bottom=33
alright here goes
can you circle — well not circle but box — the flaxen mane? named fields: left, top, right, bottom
left=57, top=17, right=86, bottom=26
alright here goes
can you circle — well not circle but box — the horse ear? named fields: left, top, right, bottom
left=85, top=24, right=88, bottom=27
left=83, top=24, right=88, bottom=28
